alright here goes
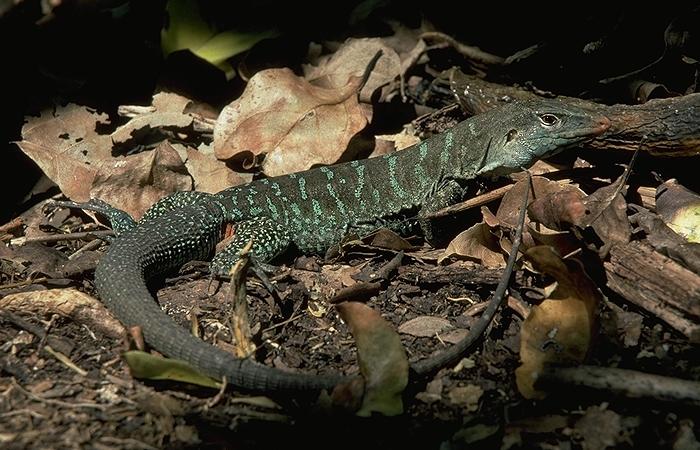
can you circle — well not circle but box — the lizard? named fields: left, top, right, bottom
left=66, top=98, right=610, bottom=392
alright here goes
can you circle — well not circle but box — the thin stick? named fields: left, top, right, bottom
left=537, top=365, right=700, bottom=407
left=11, top=230, right=113, bottom=246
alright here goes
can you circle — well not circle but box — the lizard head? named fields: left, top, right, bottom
left=476, top=99, right=610, bottom=176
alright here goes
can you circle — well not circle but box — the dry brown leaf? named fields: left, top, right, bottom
left=576, top=173, right=632, bottom=253
left=89, top=141, right=192, bottom=219
left=375, top=130, right=421, bottom=151
left=398, top=315, right=453, bottom=337
left=184, top=143, right=252, bottom=193
left=528, top=189, right=588, bottom=231
left=515, top=246, right=601, bottom=400
left=447, top=384, right=483, bottom=413
left=364, top=228, right=414, bottom=251
left=527, top=224, right=581, bottom=259
left=304, top=38, right=401, bottom=102
left=16, top=105, right=112, bottom=201
left=439, top=222, right=505, bottom=268
left=0, top=288, right=124, bottom=338
left=497, top=176, right=583, bottom=228
left=214, top=68, right=370, bottom=177
left=16, top=104, right=195, bottom=219
left=111, top=92, right=194, bottom=145
left=574, top=405, right=632, bottom=450
left=336, top=301, right=408, bottom=416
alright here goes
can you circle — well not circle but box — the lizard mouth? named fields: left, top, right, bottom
left=558, top=115, right=611, bottom=139
left=593, top=116, right=612, bottom=135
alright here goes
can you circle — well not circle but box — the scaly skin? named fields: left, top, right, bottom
left=91, top=99, right=610, bottom=392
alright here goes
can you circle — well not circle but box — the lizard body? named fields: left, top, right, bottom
left=87, top=99, right=610, bottom=392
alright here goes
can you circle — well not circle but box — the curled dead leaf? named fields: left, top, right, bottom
left=515, top=246, right=601, bottom=399
left=304, top=38, right=401, bottom=102
left=656, top=178, right=700, bottom=243
left=214, top=68, right=370, bottom=177
left=336, top=301, right=408, bottom=416
left=439, top=222, right=505, bottom=268
left=111, top=92, right=194, bottom=145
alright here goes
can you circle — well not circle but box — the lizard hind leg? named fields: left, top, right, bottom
left=210, top=216, right=292, bottom=277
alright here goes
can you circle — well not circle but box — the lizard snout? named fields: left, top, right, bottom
left=595, top=116, right=612, bottom=134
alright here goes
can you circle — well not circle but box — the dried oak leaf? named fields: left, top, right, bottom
left=183, top=143, right=253, bottom=193
left=17, top=105, right=193, bottom=219
left=16, top=105, right=112, bottom=201
left=111, top=92, right=194, bottom=145
left=304, top=38, right=401, bottom=102
left=515, top=246, right=601, bottom=400
left=214, top=68, right=370, bottom=177
left=336, top=301, right=408, bottom=416
left=498, top=176, right=584, bottom=228
left=576, top=172, right=632, bottom=255
left=438, top=222, right=505, bottom=268
left=89, top=141, right=192, bottom=219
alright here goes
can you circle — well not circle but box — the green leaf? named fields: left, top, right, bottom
left=161, top=0, right=278, bottom=79
left=192, top=29, right=279, bottom=66
left=123, top=350, right=221, bottom=389
left=161, top=0, right=212, bottom=56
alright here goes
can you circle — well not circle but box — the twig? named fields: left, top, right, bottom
left=0, top=216, right=23, bottom=234
left=373, top=250, right=404, bottom=281
left=43, top=345, right=88, bottom=377
left=328, top=282, right=383, bottom=305
left=420, top=32, right=505, bottom=66
left=537, top=365, right=700, bottom=407
left=10, top=230, right=113, bottom=246
left=228, top=240, right=256, bottom=358
left=204, top=376, right=228, bottom=409
left=0, top=310, right=73, bottom=354
left=426, top=184, right=514, bottom=219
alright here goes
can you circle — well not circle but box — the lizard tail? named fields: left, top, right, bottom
left=94, top=201, right=343, bottom=392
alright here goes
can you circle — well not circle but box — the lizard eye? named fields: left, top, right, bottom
left=505, top=129, right=518, bottom=143
left=539, top=113, right=560, bottom=127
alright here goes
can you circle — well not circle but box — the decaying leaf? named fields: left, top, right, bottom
left=304, top=38, right=401, bottom=102
left=439, top=222, right=505, bottom=268
left=375, top=130, right=421, bottom=151
left=447, top=384, right=483, bottom=413
left=17, top=104, right=194, bottom=219
left=515, top=246, right=601, bottom=399
left=16, top=105, right=112, bottom=200
left=0, top=288, right=124, bottom=339
left=123, top=350, right=221, bottom=389
left=497, top=176, right=583, bottom=228
left=336, top=301, right=408, bottom=416
left=184, top=143, right=253, bottom=193
left=111, top=92, right=195, bottom=145
left=528, top=189, right=588, bottom=231
left=363, top=228, right=414, bottom=251
left=656, top=178, right=700, bottom=243
left=398, top=315, right=453, bottom=337
left=573, top=405, right=633, bottom=450
left=576, top=172, right=632, bottom=254
left=214, top=68, right=371, bottom=176
left=89, top=141, right=192, bottom=219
